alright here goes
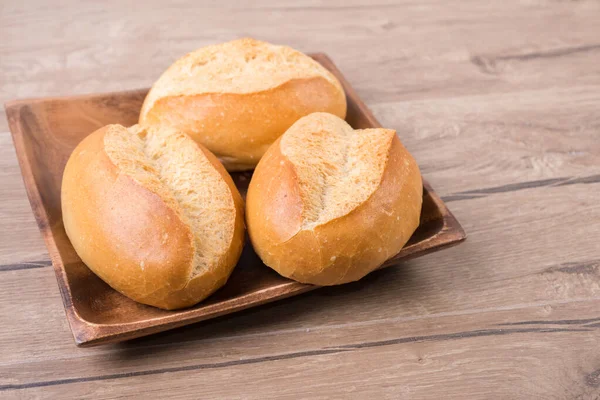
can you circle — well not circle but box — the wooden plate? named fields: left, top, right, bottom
left=5, top=53, right=466, bottom=346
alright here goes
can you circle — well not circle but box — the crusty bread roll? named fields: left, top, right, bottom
left=246, top=113, right=422, bottom=286
left=61, top=124, right=245, bottom=310
left=139, top=38, right=347, bottom=171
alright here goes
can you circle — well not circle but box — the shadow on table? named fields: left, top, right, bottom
left=112, top=259, right=433, bottom=360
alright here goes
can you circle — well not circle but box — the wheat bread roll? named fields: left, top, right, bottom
left=139, top=38, right=347, bottom=171
left=61, top=124, right=245, bottom=310
left=246, top=113, right=422, bottom=286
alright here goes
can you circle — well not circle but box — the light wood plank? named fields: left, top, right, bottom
left=0, top=133, right=47, bottom=264
left=373, top=85, right=600, bottom=195
left=2, top=0, right=600, bottom=131
left=3, top=300, right=599, bottom=398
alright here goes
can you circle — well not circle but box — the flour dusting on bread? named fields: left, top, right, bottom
left=104, top=124, right=236, bottom=278
left=280, top=113, right=395, bottom=229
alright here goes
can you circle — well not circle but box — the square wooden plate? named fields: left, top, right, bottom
left=5, top=53, right=466, bottom=346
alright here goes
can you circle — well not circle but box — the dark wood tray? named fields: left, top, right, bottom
left=5, top=53, right=466, bottom=346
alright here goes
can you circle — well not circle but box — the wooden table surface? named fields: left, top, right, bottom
left=2, top=1, right=600, bottom=399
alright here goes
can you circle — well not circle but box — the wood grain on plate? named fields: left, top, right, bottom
left=4, top=53, right=465, bottom=346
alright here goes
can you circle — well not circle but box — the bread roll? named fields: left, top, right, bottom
left=61, top=124, right=245, bottom=310
left=246, top=113, right=422, bottom=286
left=139, top=38, right=347, bottom=171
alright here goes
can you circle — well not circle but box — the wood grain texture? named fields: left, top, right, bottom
left=1, top=0, right=599, bottom=398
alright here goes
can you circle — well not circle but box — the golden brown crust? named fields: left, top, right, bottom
left=246, top=137, right=303, bottom=242
left=139, top=39, right=347, bottom=171
left=247, top=123, right=422, bottom=286
left=61, top=125, right=245, bottom=309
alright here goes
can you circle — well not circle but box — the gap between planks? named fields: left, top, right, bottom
left=1, top=296, right=599, bottom=370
